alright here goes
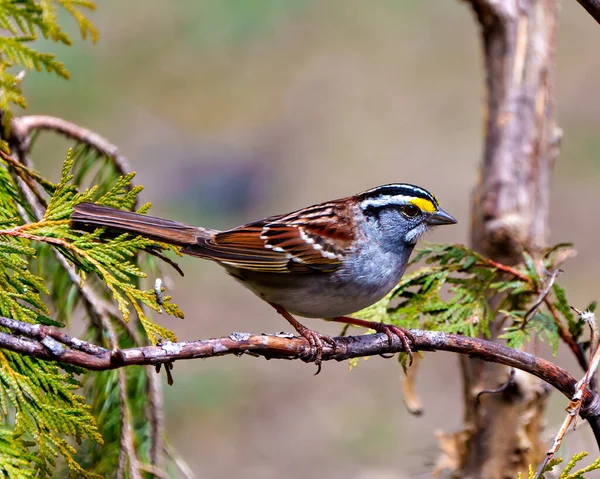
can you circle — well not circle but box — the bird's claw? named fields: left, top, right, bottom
left=297, top=327, right=336, bottom=375
left=373, top=324, right=414, bottom=366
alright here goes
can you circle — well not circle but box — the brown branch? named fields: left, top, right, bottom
left=485, top=258, right=532, bottom=283
left=574, top=0, right=600, bottom=23
left=1, top=314, right=599, bottom=427
left=13, top=115, right=132, bottom=176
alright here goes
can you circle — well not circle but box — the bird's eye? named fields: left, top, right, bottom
left=400, top=204, right=420, bottom=218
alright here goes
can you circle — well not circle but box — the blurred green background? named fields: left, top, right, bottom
left=23, top=1, right=600, bottom=477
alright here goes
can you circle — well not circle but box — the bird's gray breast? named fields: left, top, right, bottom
left=223, top=240, right=411, bottom=319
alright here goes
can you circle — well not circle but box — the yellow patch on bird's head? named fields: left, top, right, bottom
left=410, top=197, right=437, bottom=213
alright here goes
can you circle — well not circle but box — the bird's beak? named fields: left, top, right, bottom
left=427, top=208, right=457, bottom=226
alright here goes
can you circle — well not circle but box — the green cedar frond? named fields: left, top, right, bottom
left=554, top=283, right=581, bottom=339
left=0, top=0, right=96, bottom=44
left=561, top=452, right=600, bottom=478
left=1, top=149, right=182, bottom=342
left=500, top=311, right=559, bottom=355
left=0, top=425, right=42, bottom=478
left=76, top=364, right=153, bottom=475
left=354, top=243, right=580, bottom=360
left=0, top=164, right=103, bottom=475
left=51, top=0, right=98, bottom=42
left=0, top=2, right=179, bottom=475
left=0, top=0, right=97, bottom=135
left=520, top=458, right=562, bottom=478
left=0, top=37, right=69, bottom=78
left=0, top=149, right=184, bottom=475
left=522, top=452, right=600, bottom=478
left=25, top=145, right=178, bottom=475
left=0, top=351, right=103, bottom=477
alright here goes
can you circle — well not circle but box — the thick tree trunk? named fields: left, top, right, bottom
left=440, top=1, right=561, bottom=477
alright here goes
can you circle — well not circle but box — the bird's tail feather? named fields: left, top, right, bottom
left=71, top=202, right=212, bottom=246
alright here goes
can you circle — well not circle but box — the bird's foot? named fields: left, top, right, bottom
left=268, top=302, right=336, bottom=374
left=330, top=316, right=415, bottom=366
left=294, top=323, right=337, bottom=374
left=370, top=323, right=414, bottom=366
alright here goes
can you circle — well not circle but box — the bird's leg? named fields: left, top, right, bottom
left=268, top=302, right=336, bottom=371
left=329, top=316, right=414, bottom=366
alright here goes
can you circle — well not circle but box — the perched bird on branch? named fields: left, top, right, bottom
left=72, top=183, right=457, bottom=370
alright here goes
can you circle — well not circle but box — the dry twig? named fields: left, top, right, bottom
left=534, top=309, right=600, bottom=478
left=12, top=115, right=132, bottom=175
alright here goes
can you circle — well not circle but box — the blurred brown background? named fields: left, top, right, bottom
left=24, top=1, right=600, bottom=477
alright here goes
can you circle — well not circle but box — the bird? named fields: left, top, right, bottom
left=71, top=183, right=457, bottom=369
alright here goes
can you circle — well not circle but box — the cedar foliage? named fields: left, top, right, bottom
left=521, top=452, right=600, bottom=478
left=0, top=0, right=97, bottom=145
left=356, top=243, right=592, bottom=355
left=0, top=2, right=183, bottom=476
left=0, top=149, right=183, bottom=476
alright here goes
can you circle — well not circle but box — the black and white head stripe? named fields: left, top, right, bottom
left=357, top=184, right=439, bottom=213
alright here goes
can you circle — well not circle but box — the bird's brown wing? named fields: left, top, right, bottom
left=183, top=202, right=356, bottom=273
